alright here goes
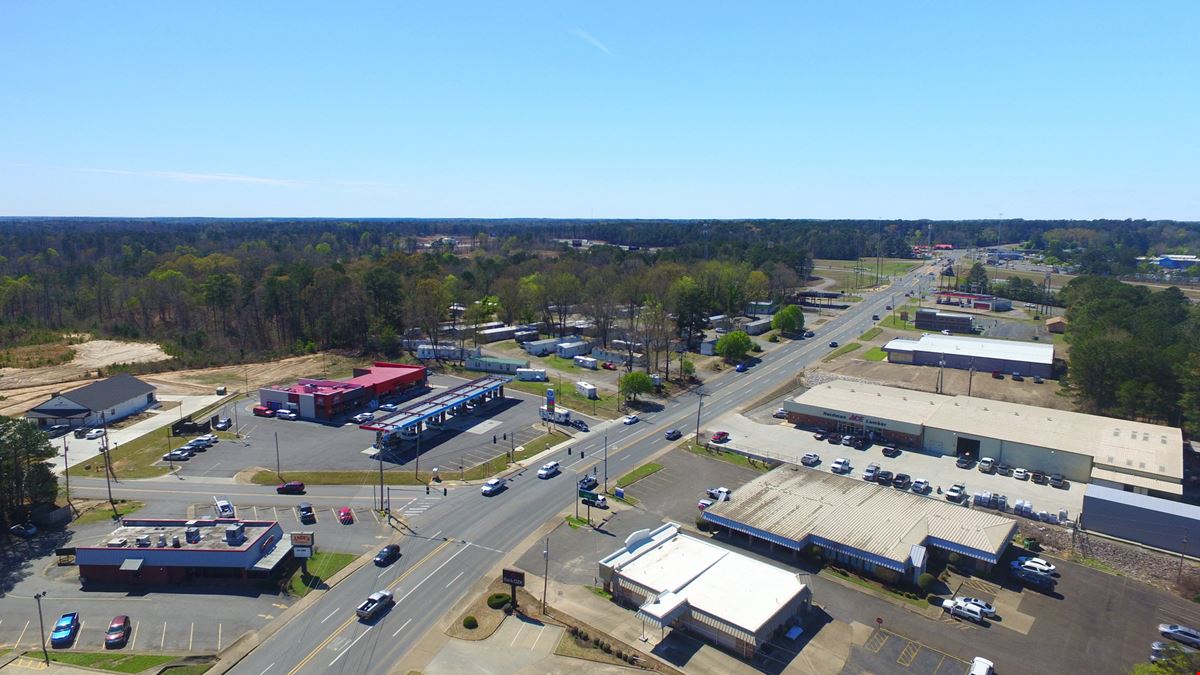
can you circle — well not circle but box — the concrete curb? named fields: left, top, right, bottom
left=205, top=537, right=397, bottom=675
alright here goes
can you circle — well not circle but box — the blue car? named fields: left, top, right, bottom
left=50, top=612, right=80, bottom=647
left=735, top=363, right=747, bottom=372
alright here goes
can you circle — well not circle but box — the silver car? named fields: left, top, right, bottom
left=1160, top=624, right=1200, bottom=648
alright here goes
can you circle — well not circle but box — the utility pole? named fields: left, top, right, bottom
left=100, top=414, right=117, bottom=518
left=542, top=537, right=550, bottom=614
left=274, top=431, right=281, bottom=478
left=603, top=435, right=609, bottom=493
left=574, top=473, right=579, bottom=520
left=62, top=437, right=72, bottom=511
left=379, top=444, right=386, bottom=511
left=34, top=591, right=49, bottom=664
left=415, top=430, right=421, bottom=480
left=694, top=391, right=706, bottom=444
left=233, top=400, right=240, bottom=439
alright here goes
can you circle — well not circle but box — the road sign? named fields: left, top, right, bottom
left=578, top=489, right=599, bottom=500
left=502, top=568, right=526, bottom=587
left=290, top=531, right=314, bottom=547
left=875, top=617, right=883, bottom=627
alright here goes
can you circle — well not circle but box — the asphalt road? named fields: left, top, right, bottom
left=56, top=260, right=939, bottom=674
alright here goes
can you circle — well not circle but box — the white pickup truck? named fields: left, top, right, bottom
left=356, top=590, right=394, bottom=619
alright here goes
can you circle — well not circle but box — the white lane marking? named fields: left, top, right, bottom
left=321, top=609, right=339, bottom=623
left=431, top=530, right=443, bottom=539
left=444, top=571, right=464, bottom=588
left=160, top=622, right=167, bottom=651
left=509, top=620, right=526, bottom=646
left=395, top=545, right=470, bottom=606
left=465, top=541, right=505, bottom=554
left=257, top=664, right=275, bottom=675
left=328, top=625, right=374, bottom=666
left=218, top=623, right=222, bottom=651
left=130, top=620, right=138, bottom=650
left=391, top=618, right=412, bottom=637
left=189, top=621, right=194, bottom=651
left=530, top=625, right=545, bottom=651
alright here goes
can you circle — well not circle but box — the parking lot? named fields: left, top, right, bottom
left=160, top=376, right=571, bottom=479
left=711, top=411, right=1084, bottom=519
left=847, top=628, right=974, bottom=675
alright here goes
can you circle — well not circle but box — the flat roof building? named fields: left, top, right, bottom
left=883, top=333, right=1054, bottom=378
left=702, top=466, right=1017, bottom=582
left=599, top=523, right=811, bottom=658
left=784, top=380, right=1185, bottom=497
left=258, top=362, right=426, bottom=421
left=76, top=518, right=290, bottom=587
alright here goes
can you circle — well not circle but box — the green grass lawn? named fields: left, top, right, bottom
left=36, top=652, right=177, bottom=673
left=684, top=443, right=772, bottom=473
left=878, top=315, right=924, bottom=332
left=565, top=515, right=592, bottom=529
left=859, top=327, right=882, bottom=340
left=863, top=347, right=887, bottom=361
left=822, top=342, right=862, bottom=362
left=506, top=380, right=621, bottom=419
left=615, top=462, right=663, bottom=488
left=74, top=500, right=144, bottom=526
left=288, top=551, right=357, bottom=597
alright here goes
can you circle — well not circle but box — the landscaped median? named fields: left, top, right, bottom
left=821, top=341, right=861, bottom=362
left=615, top=462, right=663, bottom=488
left=26, top=651, right=178, bottom=674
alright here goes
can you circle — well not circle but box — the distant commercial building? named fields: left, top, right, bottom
left=703, top=467, right=1016, bottom=582
left=913, top=308, right=974, bottom=333
left=258, top=363, right=426, bottom=421
left=1149, top=255, right=1200, bottom=270
left=934, top=291, right=1012, bottom=312
left=745, top=300, right=777, bottom=316
left=784, top=380, right=1185, bottom=497
left=599, top=523, right=811, bottom=658
left=27, top=374, right=157, bottom=429
left=882, top=333, right=1054, bottom=379
left=1081, top=484, right=1200, bottom=557
left=77, top=517, right=290, bottom=586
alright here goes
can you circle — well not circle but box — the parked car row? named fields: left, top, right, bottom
left=862, top=463, right=920, bottom=491
left=966, top=456, right=1069, bottom=488
left=48, top=612, right=132, bottom=649
left=811, top=429, right=871, bottom=450
left=161, top=434, right=220, bottom=462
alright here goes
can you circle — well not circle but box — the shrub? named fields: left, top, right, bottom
left=463, top=615, right=478, bottom=629
left=917, top=572, right=936, bottom=591
left=593, top=636, right=601, bottom=647
left=695, top=516, right=709, bottom=532
left=487, top=592, right=512, bottom=609
left=927, top=593, right=941, bottom=604
left=768, top=334, right=779, bottom=343
left=602, top=642, right=612, bottom=653
left=579, top=630, right=589, bottom=642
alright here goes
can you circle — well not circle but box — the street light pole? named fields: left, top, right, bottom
left=62, top=437, right=71, bottom=510
left=603, top=435, right=608, bottom=493
left=34, top=591, right=49, bottom=664
left=542, top=537, right=550, bottom=614
left=694, top=391, right=706, bottom=444
left=274, top=431, right=281, bottom=478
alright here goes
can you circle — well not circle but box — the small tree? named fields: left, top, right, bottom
left=620, top=371, right=654, bottom=401
left=715, top=330, right=753, bottom=361
left=771, top=304, right=805, bottom=335
left=917, top=572, right=936, bottom=592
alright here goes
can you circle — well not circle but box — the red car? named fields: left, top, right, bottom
left=602, top=361, right=617, bottom=370
left=338, top=507, right=354, bottom=524
left=276, top=481, right=305, bottom=494
left=711, top=431, right=730, bottom=443
left=104, top=615, right=131, bottom=649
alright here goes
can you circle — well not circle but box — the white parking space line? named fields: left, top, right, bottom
left=530, top=625, right=545, bottom=650
left=509, top=621, right=526, bottom=646
left=391, top=618, right=412, bottom=638
left=330, top=507, right=339, bottom=521
left=218, top=623, right=222, bottom=651
left=130, top=620, right=138, bottom=650
left=273, top=506, right=279, bottom=520
left=444, top=571, right=464, bottom=588
left=321, top=609, right=339, bottom=623
left=160, top=622, right=167, bottom=651
left=369, top=510, right=380, bottom=524
left=253, top=506, right=260, bottom=518
left=189, top=621, right=194, bottom=651
left=329, top=626, right=373, bottom=666
left=15, top=619, right=28, bottom=648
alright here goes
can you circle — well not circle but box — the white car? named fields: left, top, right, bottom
left=480, top=478, right=506, bottom=496
left=911, top=479, right=930, bottom=494
left=862, top=463, right=880, bottom=481
left=955, top=596, right=996, bottom=617
left=85, top=428, right=105, bottom=440
left=352, top=412, right=375, bottom=424
left=276, top=409, right=298, bottom=420
left=969, top=657, right=995, bottom=675
left=773, top=408, right=788, bottom=419
left=1018, top=556, right=1057, bottom=575
left=706, top=487, right=730, bottom=500
left=941, top=599, right=984, bottom=623
left=1013, top=468, right=1030, bottom=480
left=379, top=403, right=399, bottom=412
left=978, top=457, right=995, bottom=473
left=537, top=461, right=560, bottom=479
left=622, top=415, right=639, bottom=425
left=831, top=458, right=851, bottom=474
left=196, top=434, right=217, bottom=443
left=214, top=499, right=235, bottom=518
left=800, top=453, right=820, bottom=466
left=1159, top=624, right=1200, bottom=648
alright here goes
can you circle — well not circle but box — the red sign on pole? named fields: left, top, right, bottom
left=875, top=617, right=883, bottom=627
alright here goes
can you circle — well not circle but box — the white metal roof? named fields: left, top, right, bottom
left=600, top=523, right=806, bottom=635
left=706, top=467, right=1017, bottom=565
left=883, top=334, right=1054, bottom=365
left=787, top=380, right=949, bottom=428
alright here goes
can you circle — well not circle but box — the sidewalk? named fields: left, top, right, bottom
left=46, top=394, right=225, bottom=476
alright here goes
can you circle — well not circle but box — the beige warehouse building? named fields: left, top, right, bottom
left=785, top=380, right=1183, bottom=497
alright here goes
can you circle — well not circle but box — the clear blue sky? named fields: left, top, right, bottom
left=2, top=2, right=1197, bottom=219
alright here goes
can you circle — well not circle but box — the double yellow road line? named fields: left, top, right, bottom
left=287, top=539, right=453, bottom=675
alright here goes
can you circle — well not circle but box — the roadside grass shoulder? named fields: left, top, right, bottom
left=287, top=551, right=357, bottom=597
left=506, top=380, right=620, bottom=419
left=34, top=652, right=176, bottom=673
left=684, top=443, right=772, bottom=474
left=859, top=327, right=882, bottom=340
left=822, top=342, right=861, bottom=362
left=74, top=500, right=144, bottom=526
left=863, top=347, right=887, bottom=362
left=615, top=462, right=663, bottom=488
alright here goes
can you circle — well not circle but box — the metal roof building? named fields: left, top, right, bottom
left=702, top=467, right=1016, bottom=583
left=883, top=333, right=1054, bottom=378
left=26, top=374, right=158, bottom=428
left=598, top=523, right=811, bottom=658
left=784, top=380, right=1185, bottom=496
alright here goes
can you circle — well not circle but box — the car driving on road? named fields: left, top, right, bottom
left=374, top=544, right=401, bottom=566
left=664, top=429, right=682, bottom=441
left=622, top=414, right=639, bottom=425
left=480, top=478, right=507, bottom=496
left=578, top=475, right=598, bottom=490
left=537, top=461, right=560, bottom=479
left=276, top=481, right=305, bottom=494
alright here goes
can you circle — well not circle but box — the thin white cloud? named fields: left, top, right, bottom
left=571, top=28, right=611, bottom=55
left=74, top=167, right=303, bottom=187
